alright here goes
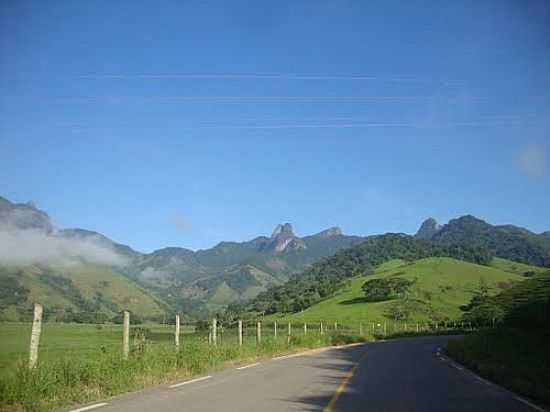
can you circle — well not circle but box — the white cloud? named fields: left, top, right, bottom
left=516, top=144, right=546, bottom=177
left=0, top=229, right=127, bottom=267
left=170, top=214, right=193, bottom=233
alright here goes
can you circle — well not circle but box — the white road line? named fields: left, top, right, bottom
left=451, top=364, right=464, bottom=371
left=272, top=353, right=303, bottom=361
left=515, top=396, right=547, bottom=412
left=68, top=403, right=109, bottom=412
left=169, top=376, right=212, bottom=389
left=236, top=362, right=260, bottom=370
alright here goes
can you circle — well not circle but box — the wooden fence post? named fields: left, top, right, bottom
left=122, top=310, right=130, bottom=360
left=287, top=322, right=292, bottom=344
left=238, top=320, right=243, bottom=346
left=212, top=318, right=217, bottom=346
left=257, top=321, right=262, bottom=344
left=29, top=303, right=43, bottom=369
left=175, top=314, right=180, bottom=350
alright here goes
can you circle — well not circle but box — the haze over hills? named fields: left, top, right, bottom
left=1, top=194, right=549, bottom=320
left=0, top=195, right=364, bottom=318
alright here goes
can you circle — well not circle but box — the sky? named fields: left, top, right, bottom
left=1, top=0, right=549, bottom=252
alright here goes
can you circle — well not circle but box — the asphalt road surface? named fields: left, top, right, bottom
left=69, top=336, right=544, bottom=412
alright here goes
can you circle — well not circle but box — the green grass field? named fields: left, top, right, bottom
left=0, top=321, right=363, bottom=412
left=267, top=257, right=526, bottom=325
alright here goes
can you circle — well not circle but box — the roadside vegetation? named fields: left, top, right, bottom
left=447, top=273, right=550, bottom=406
left=0, top=323, right=365, bottom=412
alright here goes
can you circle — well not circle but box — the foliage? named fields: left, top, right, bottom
left=248, top=234, right=493, bottom=314
left=361, top=277, right=413, bottom=302
left=447, top=328, right=550, bottom=406
left=432, top=215, right=550, bottom=267
left=265, top=257, right=525, bottom=324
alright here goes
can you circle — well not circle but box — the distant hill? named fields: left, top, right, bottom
left=267, top=257, right=547, bottom=324
left=247, top=233, right=494, bottom=315
left=0, top=196, right=365, bottom=317
left=124, top=223, right=365, bottom=313
left=415, top=215, right=550, bottom=267
left=1, top=194, right=548, bottom=319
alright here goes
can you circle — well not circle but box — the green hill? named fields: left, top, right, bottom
left=0, top=264, right=166, bottom=321
left=267, top=257, right=530, bottom=324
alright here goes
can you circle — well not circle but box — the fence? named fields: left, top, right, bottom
left=1, top=303, right=475, bottom=371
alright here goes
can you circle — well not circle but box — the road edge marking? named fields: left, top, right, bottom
left=236, top=362, right=260, bottom=370
left=515, top=396, right=547, bottom=412
left=68, top=403, right=109, bottom=412
left=169, top=375, right=212, bottom=389
left=440, top=352, right=547, bottom=412
left=323, top=351, right=368, bottom=412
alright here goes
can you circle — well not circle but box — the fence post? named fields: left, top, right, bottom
left=274, top=320, right=278, bottom=339
left=28, top=303, right=43, bottom=369
left=238, top=320, right=243, bottom=346
left=359, top=322, right=363, bottom=336
left=287, top=322, right=292, bottom=344
left=212, top=318, right=217, bottom=346
left=383, top=321, right=387, bottom=336
left=416, top=322, right=419, bottom=333
left=175, top=314, right=180, bottom=350
left=208, top=326, right=212, bottom=345
left=320, top=321, right=324, bottom=335
left=334, top=321, right=338, bottom=331
left=257, top=321, right=262, bottom=344
left=304, top=322, right=307, bottom=334
left=122, top=310, right=130, bottom=360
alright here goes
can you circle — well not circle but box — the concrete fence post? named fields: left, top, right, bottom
left=212, top=318, right=217, bottom=346
left=304, top=322, right=307, bottom=334
left=320, top=321, right=324, bottom=335
left=238, top=320, right=243, bottom=346
left=175, top=314, right=180, bottom=350
left=29, top=303, right=43, bottom=369
left=257, top=321, right=262, bottom=344
left=274, top=320, right=278, bottom=339
left=122, top=310, right=130, bottom=360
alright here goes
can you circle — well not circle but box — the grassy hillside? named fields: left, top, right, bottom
left=267, top=257, right=526, bottom=324
left=0, top=264, right=166, bottom=321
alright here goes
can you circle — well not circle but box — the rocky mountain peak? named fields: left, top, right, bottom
left=415, top=217, right=442, bottom=240
left=264, top=223, right=305, bottom=253
left=271, top=223, right=294, bottom=238
left=315, top=226, right=343, bottom=238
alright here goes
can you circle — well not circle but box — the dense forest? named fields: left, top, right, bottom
left=243, top=233, right=493, bottom=315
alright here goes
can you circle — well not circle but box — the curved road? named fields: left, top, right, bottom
left=69, top=336, right=544, bottom=412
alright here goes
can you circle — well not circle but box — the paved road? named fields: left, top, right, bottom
left=70, top=336, right=544, bottom=412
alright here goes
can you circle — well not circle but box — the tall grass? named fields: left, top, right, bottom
left=0, top=332, right=365, bottom=412
left=447, top=327, right=550, bottom=407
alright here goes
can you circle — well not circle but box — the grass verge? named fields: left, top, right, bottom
left=0, top=332, right=366, bottom=412
left=446, top=327, right=550, bottom=407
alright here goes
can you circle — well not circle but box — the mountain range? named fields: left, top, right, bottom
left=0, top=194, right=549, bottom=320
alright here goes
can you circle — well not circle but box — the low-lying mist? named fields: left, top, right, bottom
left=0, top=228, right=128, bottom=267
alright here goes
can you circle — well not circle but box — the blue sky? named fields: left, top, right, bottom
left=1, top=0, right=549, bottom=252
